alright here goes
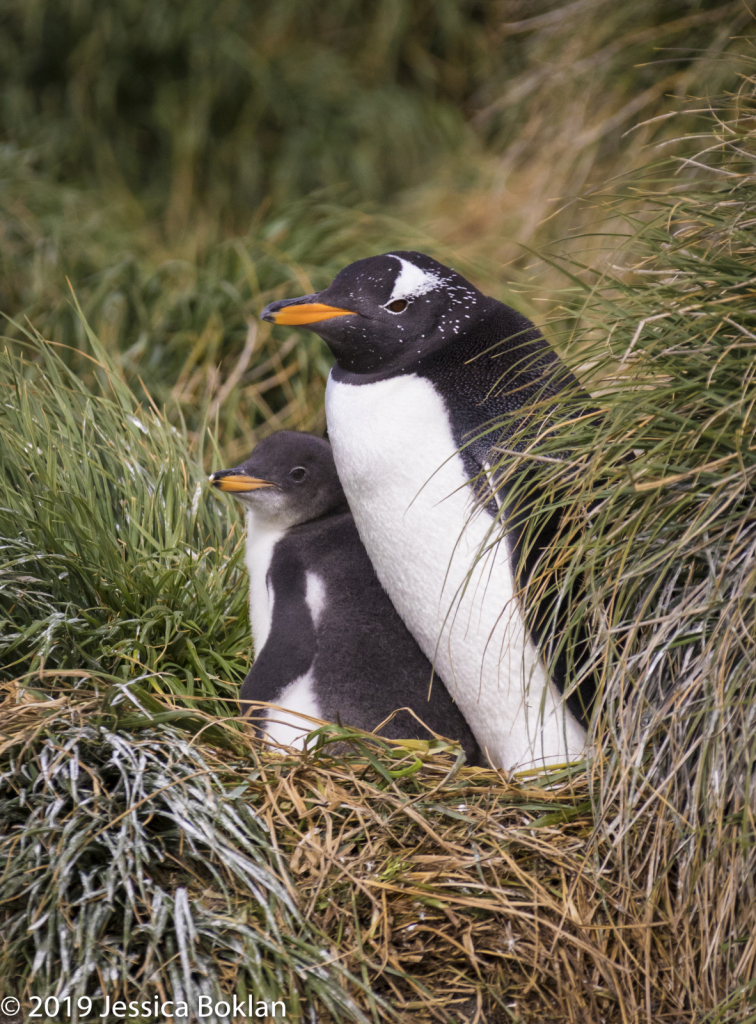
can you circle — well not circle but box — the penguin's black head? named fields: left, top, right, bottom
left=209, top=431, right=348, bottom=528
left=260, top=251, right=490, bottom=375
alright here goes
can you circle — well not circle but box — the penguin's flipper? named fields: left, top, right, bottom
left=239, top=548, right=317, bottom=725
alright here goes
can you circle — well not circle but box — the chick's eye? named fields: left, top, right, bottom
left=386, top=299, right=408, bottom=313
left=289, top=466, right=307, bottom=482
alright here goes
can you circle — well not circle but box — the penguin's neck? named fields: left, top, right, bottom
left=244, top=509, right=286, bottom=651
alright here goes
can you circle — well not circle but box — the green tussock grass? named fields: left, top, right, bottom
left=0, top=321, right=248, bottom=717
left=2, top=0, right=743, bottom=223
left=487, top=80, right=756, bottom=1019
left=0, top=0, right=751, bottom=469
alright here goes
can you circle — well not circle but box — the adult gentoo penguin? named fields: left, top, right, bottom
left=260, top=252, right=594, bottom=770
left=209, top=430, right=481, bottom=762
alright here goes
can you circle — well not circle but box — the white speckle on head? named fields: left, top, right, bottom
left=263, top=669, right=321, bottom=750
left=387, top=256, right=445, bottom=304
left=305, top=571, right=327, bottom=628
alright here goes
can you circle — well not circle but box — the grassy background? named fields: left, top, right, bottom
left=2, top=2, right=756, bottom=1021
left=0, top=0, right=750, bottom=459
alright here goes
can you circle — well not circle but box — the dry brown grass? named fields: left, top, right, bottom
left=4, top=678, right=749, bottom=1023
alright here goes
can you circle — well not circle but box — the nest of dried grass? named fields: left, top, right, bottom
left=1, top=677, right=740, bottom=1024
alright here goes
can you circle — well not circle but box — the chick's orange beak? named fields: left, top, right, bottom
left=209, top=473, right=274, bottom=493
left=267, top=302, right=356, bottom=326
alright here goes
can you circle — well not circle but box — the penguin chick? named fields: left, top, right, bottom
left=210, top=430, right=482, bottom=763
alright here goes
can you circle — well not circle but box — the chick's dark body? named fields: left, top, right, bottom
left=242, top=508, right=480, bottom=759
left=211, top=430, right=481, bottom=763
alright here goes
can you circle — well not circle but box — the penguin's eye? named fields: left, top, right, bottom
left=289, top=466, right=307, bottom=482
left=386, top=299, right=408, bottom=313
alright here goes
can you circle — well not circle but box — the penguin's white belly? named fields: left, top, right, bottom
left=263, top=669, right=321, bottom=750
left=325, top=372, right=585, bottom=770
left=255, top=569, right=328, bottom=751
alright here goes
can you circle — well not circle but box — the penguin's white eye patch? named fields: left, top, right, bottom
left=387, top=255, right=444, bottom=303
left=289, top=466, right=307, bottom=482
left=386, top=299, right=408, bottom=313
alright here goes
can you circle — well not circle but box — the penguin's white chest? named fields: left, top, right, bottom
left=263, top=572, right=327, bottom=749
left=244, top=512, right=284, bottom=651
left=325, top=371, right=585, bottom=769
left=243, top=514, right=326, bottom=749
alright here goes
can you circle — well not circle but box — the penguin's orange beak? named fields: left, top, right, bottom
left=209, top=472, right=275, bottom=493
left=263, top=302, right=356, bottom=326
